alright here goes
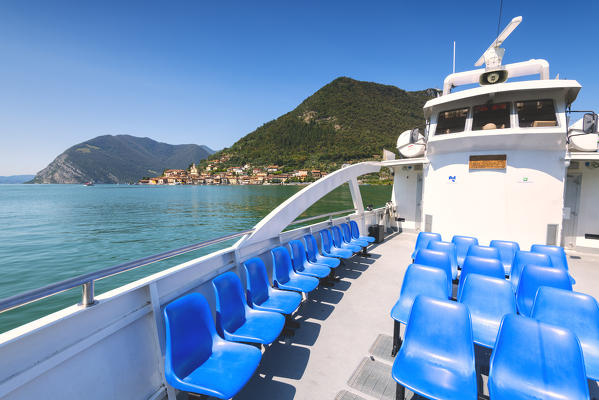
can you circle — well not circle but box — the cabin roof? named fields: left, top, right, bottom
left=424, top=79, right=581, bottom=119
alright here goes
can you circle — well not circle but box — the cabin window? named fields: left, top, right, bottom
left=516, top=99, right=557, bottom=127
left=436, top=108, right=468, bottom=135
left=472, top=102, right=511, bottom=130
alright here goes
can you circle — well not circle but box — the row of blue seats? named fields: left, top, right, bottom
left=162, top=221, right=374, bottom=399
left=393, top=294, right=596, bottom=400
left=412, top=231, right=571, bottom=276
left=391, top=262, right=577, bottom=347
left=412, top=231, right=575, bottom=287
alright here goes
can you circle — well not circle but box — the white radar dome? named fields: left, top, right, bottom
left=397, top=128, right=426, bottom=158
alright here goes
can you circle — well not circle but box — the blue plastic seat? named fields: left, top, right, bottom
left=212, top=272, right=285, bottom=344
left=488, top=314, right=589, bottom=400
left=414, top=249, right=453, bottom=294
left=490, top=240, right=520, bottom=275
left=515, top=264, right=572, bottom=316
left=390, top=264, right=450, bottom=325
left=163, top=293, right=262, bottom=399
left=458, top=274, right=516, bottom=348
left=271, top=246, right=319, bottom=293
left=350, top=220, right=375, bottom=243
left=426, top=240, right=458, bottom=280
left=331, top=225, right=361, bottom=253
left=341, top=223, right=368, bottom=248
left=457, top=256, right=505, bottom=299
left=531, top=286, right=599, bottom=381
left=390, top=264, right=450, bottom=357
left=392, top=296, right=477, bottom=400
left=531, top=244, right=576, bottom=284
left=288, top=240, right=330, bottom=278
left=303, top=234, right=340, bottom=269
left=466, top=244, right=500, bottom=260
left=510, top=250, right=552, bottom=290
left=243, top=257, right=302, bottom=315
left=319, top=229, right=353, bottom=259
left=451, top=235, right=479, bottom=267
left=411, top=231, right=442, bottom=260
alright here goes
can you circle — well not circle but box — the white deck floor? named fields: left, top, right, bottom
left=219, top=232, right=599, bottom=400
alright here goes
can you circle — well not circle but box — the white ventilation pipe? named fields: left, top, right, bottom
left=443, top=59, right=550, bottom=95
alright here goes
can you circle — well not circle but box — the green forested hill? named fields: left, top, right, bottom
left=208, top=77, right=434, bottom=170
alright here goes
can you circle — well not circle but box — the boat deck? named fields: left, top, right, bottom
left=200, top=232, right=599, bottom=400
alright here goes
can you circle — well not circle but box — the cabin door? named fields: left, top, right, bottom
left=415, top=173, right=423, bottom=230
left=562, top=173, right=582, bottom=248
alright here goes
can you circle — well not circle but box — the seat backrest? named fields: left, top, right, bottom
left=212, top=272, right=247, bottom=335
left=243, top=257, right=270, bottom=305
left=458, top=274, right=516, bottom=327
left=404, top=296, right=475, bottom=374
left=341, top=223, right=353, bottom=243
left=331, top=226, right=344, bottom=247
left=451, top=235, right=479, bottom=264
left=164, top=293, right=214, bottom=379
left=414, top=248, right=452, bottom=293
left=532, top=286, right=599, bottom=365
left=490, top=240, right=520, bottom=270
left=489, top=314, right=589, bottom=400
left=289, top=240, right=308, bottom=271
left=516, top=264, right=572, bottom=316
left=393, top=264, right=449, bottom=324
left=271, top=246, right=293, bottom=285
left=304, top=234, right=319, bottom=262
left=349, top=220, right=361, bottom=239
left=319, top=229, right=333, bottom=253
left=510, top=251, right=552, bottom=289
left=427, top=240, right=458, bottom=277
left=530, top=244, right=569, bottom=271
left=458, top=256, right=505, bottom=298
left=413, top=232, right=442, bottom=256
left=466, top=245, right=500, bottom=260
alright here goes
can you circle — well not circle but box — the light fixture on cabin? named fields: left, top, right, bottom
left=475, top=16, right=522, bottom=86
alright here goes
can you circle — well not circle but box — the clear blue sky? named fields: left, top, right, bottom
left=1, top=0, right=597, bottom=175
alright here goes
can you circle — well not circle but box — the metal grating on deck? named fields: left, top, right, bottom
left=368, top=334, right=395, bottom=364
left=347, top=357, right=396, bottom=400
left=334, top=389, right=367, bottom=400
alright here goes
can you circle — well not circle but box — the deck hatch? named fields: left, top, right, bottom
left=546, top=224, right=558, bottom=245
left=424, top=215, right=433, bottom=232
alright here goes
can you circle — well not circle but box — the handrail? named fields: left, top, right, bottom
left=290, top=208, right=356, bottom=226
left=0, top=229, right=254, bottom=314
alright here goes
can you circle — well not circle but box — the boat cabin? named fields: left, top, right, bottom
left=391, top=29, right=599, bottom=252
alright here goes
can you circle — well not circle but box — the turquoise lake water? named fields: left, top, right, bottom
left=0, top=184, right=391, bottom=333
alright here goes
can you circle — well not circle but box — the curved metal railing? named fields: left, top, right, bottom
left=0, top=206, right=375, bottom=315
left=0, top=229, right=254, bottom=314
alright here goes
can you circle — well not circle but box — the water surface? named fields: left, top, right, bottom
left=0, top=184, right=390, bottom=332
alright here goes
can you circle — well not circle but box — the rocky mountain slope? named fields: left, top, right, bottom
left=30, top=135, right=213, bottom=184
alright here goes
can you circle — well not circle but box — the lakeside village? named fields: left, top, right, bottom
left=137, top=161, right=327, bottom=186
left=137, top=153, right=393, bottom=186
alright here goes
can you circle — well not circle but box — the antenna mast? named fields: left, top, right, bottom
left=452, top=41, right=456, bottom=74
left=475, top=16, right=522, bottom=69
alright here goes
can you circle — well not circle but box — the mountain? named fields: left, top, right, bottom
left=0, top=175, right=35, bottom=184
left=206, top=77, right=434, bottom=170
left=30, top=135, right=214, bottom=184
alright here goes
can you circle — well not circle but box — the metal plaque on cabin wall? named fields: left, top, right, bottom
left=469, top=155, right=507, bottom=170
